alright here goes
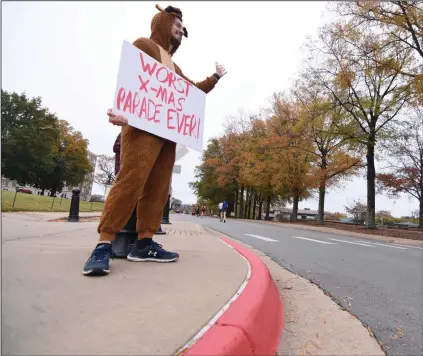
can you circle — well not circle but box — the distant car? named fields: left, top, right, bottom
left=18, top=188, right=32, bottom=194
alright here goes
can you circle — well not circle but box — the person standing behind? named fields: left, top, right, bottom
left=218, top=201, right=223, bottom=222
left=221, top=200, right=228, bottom=223
left=201, top=204, right=207, bottom=218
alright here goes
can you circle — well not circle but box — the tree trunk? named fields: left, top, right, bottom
left=419, top=193, right=423, bottom=229
left=366, top=137, right=376, bottom=229
left=265, top=195, right=271, bottom=220
left=244, top=189, right=250, bottom=219
left=258, top=198, right=263, bottom=220
left=252, top=193, right=257, bottom=220
left=247, top=192, right=253, bottom=219
left=318, top=181, right=326, bottom=225
left=41, top=189, right=45, bottom=196
left=239, top=186, right=244, bottom=218
left=291, top=194, right=299, bottom=222
left=234, top=185, right=238, bottom=219
left=318, top=157, right=327, bottom=225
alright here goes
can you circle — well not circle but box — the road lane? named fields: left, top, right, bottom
left=173, top=214, right=423, bottom=356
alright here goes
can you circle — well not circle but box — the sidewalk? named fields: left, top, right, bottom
left=1, top=214, right=252, bottom=355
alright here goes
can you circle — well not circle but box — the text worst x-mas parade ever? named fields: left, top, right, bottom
left=113, top=41, right=206, bottom=151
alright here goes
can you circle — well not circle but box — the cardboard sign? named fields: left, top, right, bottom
left=113, top=41, right=206, bottom=151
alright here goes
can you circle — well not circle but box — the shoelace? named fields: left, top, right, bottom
left=90, top=246, right=116, bottom=262
left=152, top=241, right=163, bottom=250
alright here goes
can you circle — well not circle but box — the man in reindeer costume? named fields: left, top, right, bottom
left=83, top=4, right=226, bottom=276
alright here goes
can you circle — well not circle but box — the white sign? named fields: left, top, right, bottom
left=113, top=41, right=206, bottom=152
left=175, top=144, right=189, bottom=162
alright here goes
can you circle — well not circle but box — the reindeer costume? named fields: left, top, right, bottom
left=83, top=4, right=221, bottom=275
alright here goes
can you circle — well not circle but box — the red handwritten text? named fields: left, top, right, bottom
left=167, top=109, right=201, bottom=139
left=117, top=88, right=162, bottom=123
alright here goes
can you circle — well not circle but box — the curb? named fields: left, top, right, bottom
left=181, top=236, right=283, bottom=355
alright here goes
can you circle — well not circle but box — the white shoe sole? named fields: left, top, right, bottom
left=126, top=255, right=179, bottom=263
left=82, top=268, right=110, bottom=276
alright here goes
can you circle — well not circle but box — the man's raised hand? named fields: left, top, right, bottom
left=215, top=62, right=227, bottom=78
left=107, top=108, right=128, bottom=127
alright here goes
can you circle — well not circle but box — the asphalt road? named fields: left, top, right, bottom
left=173, top=214, right=423, bottom=356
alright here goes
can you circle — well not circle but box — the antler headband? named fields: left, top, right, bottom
left=155, top=4, right=188, bottom=38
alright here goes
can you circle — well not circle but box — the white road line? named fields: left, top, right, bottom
left=328, top=238, right=375, bottom=247
left=244, top=234, right=278, bottom=242
left=392, top=243, right=423, bottom=250
left=357, top=241, right=408, bottom=250
left=293, top=236, right=336, bottom=244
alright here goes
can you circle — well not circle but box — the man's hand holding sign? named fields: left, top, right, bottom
left=83, top=4, right=226, bottom=276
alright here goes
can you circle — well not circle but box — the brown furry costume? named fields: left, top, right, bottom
left=98, top=5, right=219, bottom=241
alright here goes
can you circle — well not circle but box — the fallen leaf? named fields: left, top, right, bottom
left=283, top=286, right=293, bottom=290
left=322, top=317, right=326, bottom=324
left=385, top=346, right=391, bottom=350
left=348, top=302, right=352, bottom=307
left=311, top=339, right=322, bottom=349
left=367, top=326, right=374, bottom=337
left=306, top=345, right=312, bottom=354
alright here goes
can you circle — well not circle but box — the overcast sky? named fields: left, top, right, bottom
left=2, top=1, right=418, bottom=217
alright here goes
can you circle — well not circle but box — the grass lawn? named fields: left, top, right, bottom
left=1, top=190, right=104, bottom=212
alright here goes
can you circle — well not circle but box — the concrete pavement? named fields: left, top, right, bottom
left=1, top=213, right=249, bottom=355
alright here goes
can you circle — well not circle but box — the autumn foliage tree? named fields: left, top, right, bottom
left=376, top=109, right=423, bottom=228
left=294, top=81, right=363, bottom=223
left=192, top=2, right=420, bottom=225
left=1, top=90, right=93, bottom=196
left=305, top=9, right=416, bottom=228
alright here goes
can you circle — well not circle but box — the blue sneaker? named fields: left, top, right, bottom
left=82, top=243, right=116, bottom=276
left=127, top=241, right=179, bottom=262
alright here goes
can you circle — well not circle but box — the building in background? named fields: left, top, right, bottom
left=1, top=150, right=97, bottom=200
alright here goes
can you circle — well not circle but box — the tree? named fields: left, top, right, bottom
left=94, top=154, right=115, bottom=197
left=171, top=197, right=182, bottom=210
left=306, top=15, right=415, bottom=228
left=334, top=1, right=423, bottom=101
left=189, top=137, right=237, bottom=208
left=376, top=110, right=423, bottom=228
left=345, top=200, right=367, bottom=223
left=36, top=120, right=94, bottom=196
left=375, top=210, right=394, bottom=225
left=1, top=90, right=59, bottom=187
left=294, top=80, right=363, bottom=224
left=336, top=1, right=423, bottom=59
left=257, top=94, right=315, bottom=222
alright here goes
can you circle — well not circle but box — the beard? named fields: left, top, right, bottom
left=170, top=36, right=181, bottom=54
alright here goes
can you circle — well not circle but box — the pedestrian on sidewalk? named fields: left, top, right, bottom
left=218, top=201, right=223, bottom=221
left=221, top=200, right=228, bottom=223
left=83, top=4, right=227, bottom=276
left=201, top=204, right=206, bottom=218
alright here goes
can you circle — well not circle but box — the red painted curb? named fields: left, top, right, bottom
left=183, top=236, right=283, bottom=356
